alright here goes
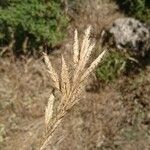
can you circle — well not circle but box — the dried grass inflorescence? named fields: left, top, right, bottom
left=40, top=26, right=106, bottom=150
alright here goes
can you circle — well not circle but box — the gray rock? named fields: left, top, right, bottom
left=102, top=18, right=150, bottom=55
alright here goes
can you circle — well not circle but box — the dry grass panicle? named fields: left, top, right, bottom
left=41, top=26, right=106, bottom=150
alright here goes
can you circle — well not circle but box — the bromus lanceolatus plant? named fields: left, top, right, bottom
left=40, top=26, right=106, bottom=150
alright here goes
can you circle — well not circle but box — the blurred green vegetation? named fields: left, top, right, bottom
left=0, top=0, right=68, bottom=55
left=96, top=0, right=150, bottom=83
left=96, top=51, right=127, bottom=83
left=117, top=0, right=150, bottom=23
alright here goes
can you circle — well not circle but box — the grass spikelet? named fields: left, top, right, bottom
left=80, top=25, right=91, bottom=59
left=73, top=29, right=79, bottom=66
left=78, top=41, right=96, bottom=73
left=43, top=52, right=60, bottom=90
left=81, top=50, right=106, bottom=82
left=84, top=41, right=95, bottom=63
left=45, top=93, right=55, bottom=131
left=60, top=55, right=70, bottom=96
left=73, top=26, right=92, bottom=83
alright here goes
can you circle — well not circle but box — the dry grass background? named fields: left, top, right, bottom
left=0, top=0, right=150, bottom=150
left=68, top=0, right=123, bottom=35
left=0, top=46, right=150, bottom=150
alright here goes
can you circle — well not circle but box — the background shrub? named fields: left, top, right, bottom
left=0, top=0, right=68, bottom=55
left=116, top=0, right=150, bottom=23
left=96, top=50, right=127, bottom=83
